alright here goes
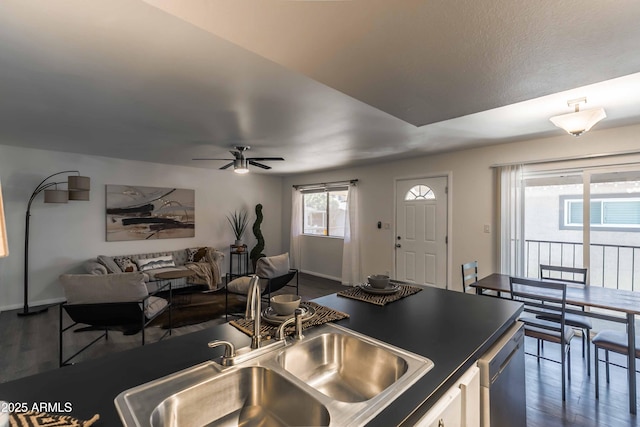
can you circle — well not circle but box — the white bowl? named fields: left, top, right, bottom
left=270, top=294, right=302, bottom=316
left=368, top=274, right=390, bottom=289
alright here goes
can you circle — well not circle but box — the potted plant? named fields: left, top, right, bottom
left=227, top=209, right=249, bottom=248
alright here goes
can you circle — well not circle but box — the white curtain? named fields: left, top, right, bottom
left=341, top=183, right=361, bottom=286
left=499, top=164, right=525, bottom=276
left=290, top=188, right=302, bottom=270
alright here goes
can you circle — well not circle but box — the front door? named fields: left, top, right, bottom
left=395, top=177, right=448, bottom=288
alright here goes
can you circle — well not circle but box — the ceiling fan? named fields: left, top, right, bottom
left=193, top=146, right=284, bottom=174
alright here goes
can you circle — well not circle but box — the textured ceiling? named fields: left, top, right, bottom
left=145, top=0, right=640, bottom=126
left=1, top=0, right=640, bottom=175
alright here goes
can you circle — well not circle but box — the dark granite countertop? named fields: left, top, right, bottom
left=0, top=286, right=522, bottom=426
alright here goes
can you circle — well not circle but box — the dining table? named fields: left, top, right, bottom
left=471, top=272, right=640, bottom=414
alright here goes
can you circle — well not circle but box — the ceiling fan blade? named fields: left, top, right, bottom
left=246, top=157, right=284, bottom=161
left=220, top=162, right=235, bottom=170
left=248, top=160, right=272, bottom=170
left=192, top=158, right=234, bottom=161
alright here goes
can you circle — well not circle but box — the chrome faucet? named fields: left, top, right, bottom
left=275, top=308, right=305, bottom=341
left=245, top=275, right=262, bottom=349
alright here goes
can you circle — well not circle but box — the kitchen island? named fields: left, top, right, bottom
left=0, top=285, right=522, bottom=426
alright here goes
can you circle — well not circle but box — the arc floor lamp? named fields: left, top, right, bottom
left=18, top=171, right=90, bottom=316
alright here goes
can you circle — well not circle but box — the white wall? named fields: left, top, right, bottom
left=299, top=235, right=343, bottom=281
left=281, top=123, right=640, bottom=290
left=0, top=144, right=283, bottom=311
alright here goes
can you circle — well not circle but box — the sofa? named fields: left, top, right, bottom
left=84, top=247, right=225, bottom=292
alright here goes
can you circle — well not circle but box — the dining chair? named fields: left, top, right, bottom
left=538, top=264, right=592, bottom=375
left=461, top=261, right=499, bottom=297
left=509, top=276, right=574, bottom=401
left=592, top=330, right=640, bottom=399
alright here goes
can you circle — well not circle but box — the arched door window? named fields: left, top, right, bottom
left=404, top=185, right=435, bottom=201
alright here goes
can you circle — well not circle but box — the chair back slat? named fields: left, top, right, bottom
left=461, top=261, right=478, bottom=293
left=540, top=264, right=587, bottom=286
left=509, top=276, right=568, bottom=335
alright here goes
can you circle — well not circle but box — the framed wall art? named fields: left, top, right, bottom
left=106, top=185, right=195, bottom=241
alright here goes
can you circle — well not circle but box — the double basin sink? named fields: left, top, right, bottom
left=115, top=323, right=434, bottom=426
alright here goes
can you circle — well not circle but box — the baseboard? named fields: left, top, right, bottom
left=299, top=270, right=343, bottom=283
left=0, top=296, right=66, bottom=313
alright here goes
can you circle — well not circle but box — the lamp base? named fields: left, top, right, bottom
left=17, top=306, right=49, bottom=317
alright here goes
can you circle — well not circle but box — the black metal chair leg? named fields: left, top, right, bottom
left=595, top=346, right=600, bottom=399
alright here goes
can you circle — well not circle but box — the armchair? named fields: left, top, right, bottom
left=58, top=272, right=172, bottom=366
left=225, top=253, right=298, bottom=315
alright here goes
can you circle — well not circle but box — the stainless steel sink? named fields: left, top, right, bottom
left=115, top=324, right=434, bottom=427
left=151, top=366, right=329, bottom=427
left=276, top=332, right=409, bottom=402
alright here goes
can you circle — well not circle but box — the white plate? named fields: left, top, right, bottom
left=261, top=303, right=316, bottom=325
left=359, top=283, right=400, bottom=295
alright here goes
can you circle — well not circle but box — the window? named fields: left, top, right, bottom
left=561, top=195, right=640, bottom=230
left=404, top=185, right=435, bottom=201
left=303, top=189, right=348, bottom=237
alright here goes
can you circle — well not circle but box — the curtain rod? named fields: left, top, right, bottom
left=490, top=149, right=640, bottom=168
left=293, top=179, right=358, bottom=190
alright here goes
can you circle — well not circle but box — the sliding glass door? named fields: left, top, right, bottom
left=510, top=164, right=640, bottom=291
left=523, top=172, right=585, bottom=278
left=588, top=169, right=640, bottom=291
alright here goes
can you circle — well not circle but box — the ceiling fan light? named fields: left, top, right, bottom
left=550, top=107, right=606, bottom=137
left=233, top=158, right=249, bottom=174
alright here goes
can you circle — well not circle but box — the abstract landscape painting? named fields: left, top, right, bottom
left=106, top=185, right=195, bottom=241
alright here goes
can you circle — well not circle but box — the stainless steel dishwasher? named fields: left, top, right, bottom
left=478, top=321, right=526, bottom=427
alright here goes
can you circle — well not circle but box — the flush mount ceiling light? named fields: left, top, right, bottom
left=549, top=97, right=606, bottom=137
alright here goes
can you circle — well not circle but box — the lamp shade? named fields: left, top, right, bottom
left=550, top=107, right=606, bottom=137
left=68, top=175, right=90, bottom=191
left=68, top=190, right=90, bottom=201
left=44, top=189, right=69, bottom=203
left=0, top=181, right=8, bottom=257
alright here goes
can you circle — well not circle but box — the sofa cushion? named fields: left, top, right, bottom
left=136, top=255, right=175, bottom=272
left=227, top=276, right=255, bottom=294
left=60, top=272, right=148, bottom=304
left=113, top=256, right=138, bottom=273
left=97, top=255, right=122, bottom=273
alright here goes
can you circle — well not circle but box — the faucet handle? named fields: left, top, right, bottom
left=208, top=340, right=236, bottom=365
left=294, top=308, right=305, bottom=340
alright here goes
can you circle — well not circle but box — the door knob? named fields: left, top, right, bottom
left=395, top=243, right=402, bottom=248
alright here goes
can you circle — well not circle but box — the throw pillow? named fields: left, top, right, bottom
left=113, top=256, right=138, bottom=273
left=136, top=255, right=176, bottom=272
left=256, top=253, right=290, bottom=279
left=187, top=247, right=208, bottom=263
left=97, top=255, right=122, bottom=273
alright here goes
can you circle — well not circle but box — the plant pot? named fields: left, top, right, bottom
left=234, top=239, right=243, bottom=247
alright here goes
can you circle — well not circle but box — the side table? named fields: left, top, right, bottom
left=229, top=245, right=249, bottom=280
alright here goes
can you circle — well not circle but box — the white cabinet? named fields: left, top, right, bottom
left=416, top=365, right=480, bottom=427
left=416, top=385, right=462, bottom=427
left=459, top=365, right=480, bottom=427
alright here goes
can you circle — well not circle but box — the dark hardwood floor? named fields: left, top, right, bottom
left=1, top=274, right=639, bottom=426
